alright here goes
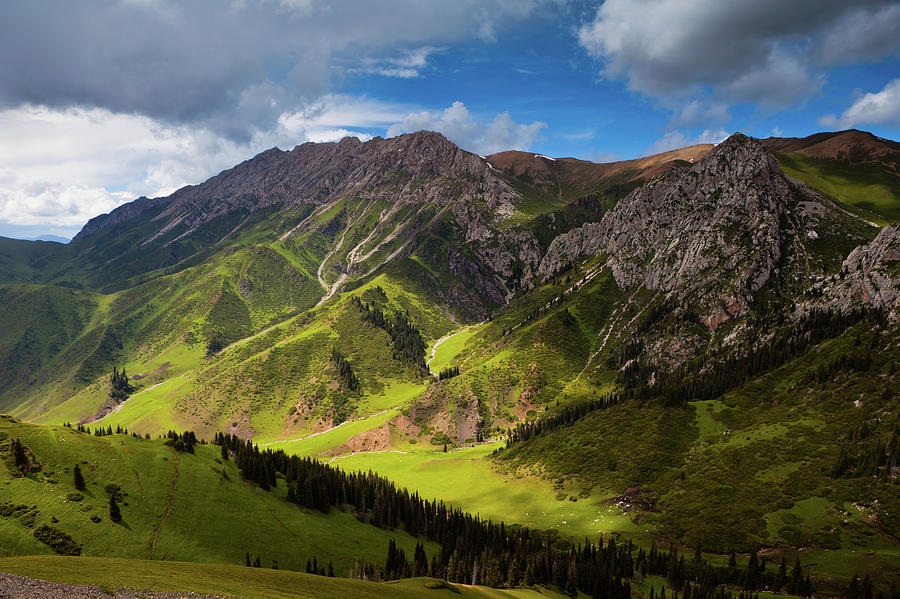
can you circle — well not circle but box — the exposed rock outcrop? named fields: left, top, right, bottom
left=540, top=134, right=791, bottom=327
left=820, top=224, right=900, bottom=314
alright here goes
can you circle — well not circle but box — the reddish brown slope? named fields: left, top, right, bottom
left=762, top=129, right=900, bottom=172
left=485, top=145, right=713, bottom=204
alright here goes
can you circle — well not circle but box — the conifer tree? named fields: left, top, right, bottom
left=109, top=495, right=121, bottom=522
left=10, top=438, right=28, bottom=474
left=73, top=464, right=85, bottom=491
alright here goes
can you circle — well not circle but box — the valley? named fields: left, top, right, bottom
left=1, top=129, right=899, bottom=598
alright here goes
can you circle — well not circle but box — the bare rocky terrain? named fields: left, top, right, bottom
left=0, top=572, right=231, bottom=599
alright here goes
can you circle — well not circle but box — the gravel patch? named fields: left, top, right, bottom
left=0, top=572, right=236, bottom=599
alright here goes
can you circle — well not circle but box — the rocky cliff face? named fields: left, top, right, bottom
left=540, top=134, right=793, bottom=325
left=815, top=224, right=900, bottom=314
left=80, top=132, right=521, bottom=247
left=70, top=131, right=549, bottom=314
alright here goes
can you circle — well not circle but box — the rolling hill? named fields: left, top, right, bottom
left=1, top=129, right=899, bottom=598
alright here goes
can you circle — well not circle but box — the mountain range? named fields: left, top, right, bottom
left=0, top=128, right=898, bottom=598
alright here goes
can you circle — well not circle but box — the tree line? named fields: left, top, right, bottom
left=437, top=366, right=460, bottom=380
left=212, top=430, right=838, bottom=597
left=620, top=308, right=872, bottom=406
left=331, top=348, right=360, bottom=392
left=352, top=296, right=427, bottom=370
left=501, top=394, right=620, bottom=448
left=832, top=422, right=899, bottom=478
left=109, top=366, right=134, bottom=402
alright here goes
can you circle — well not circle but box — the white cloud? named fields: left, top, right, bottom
left=0, top=97, right=411, bottom=229
left=279, top=94, right=412, bottom=132
left=352, top=46, right=442, bottom=79
left=819, top=78, right=900, bottom=129
left=646, top=128, right=729, bottom=155
left=772, top=127, right=783, bottom=137
left=387, top=101, right=546, bottom=155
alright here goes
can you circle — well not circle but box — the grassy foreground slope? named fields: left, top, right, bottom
left=0, top=416, right=430, bottom=574
left=0, top=556, right=569, bottom=599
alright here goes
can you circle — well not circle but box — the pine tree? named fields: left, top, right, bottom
left=109, top=495, right=121, bottom=522
left=847, top=574, right=861, bottom=599
left=10, top=439, right=28, bottom=474
left=73, top=464, right=85, bottom=491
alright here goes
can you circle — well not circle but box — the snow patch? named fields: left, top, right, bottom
left=534, top=154, right=556, bottom=161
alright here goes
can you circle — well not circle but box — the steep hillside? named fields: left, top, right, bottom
left=0, top=416, right=432, bottom=574
left=486, top=144, right=713, bottom=217
left=1, top=130, right=899, bottom=598
left=763, top=129, right=900, bottom=223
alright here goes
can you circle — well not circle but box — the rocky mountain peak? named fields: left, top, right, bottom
left=74, top=130, right=520, bottom=248
left=539, top=133, right=796, bottom=327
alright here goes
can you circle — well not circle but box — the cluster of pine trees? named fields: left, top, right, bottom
left=163, top=430, right=198, bottom=453
left=210, top=430, right=834, bottom=597
left=352, top=297, right=427, bottom=369
left=305, top=555, right=334, bottom=577
left=65, top=423, right=146, bottom=439
left=803, top=347, right=873, bottom=385
left=437, top=366, right=460, bottom=380
left=832, top=424, right=899, bottom=478
left=6, top=438, right=29, bottom=475
left=331, top=348, right=360, bottom=392
left=621, top=308, right=871, bottom=406
left=109, top=366, right=134, bottom=402
left=502, top=394, right=619, bottom=448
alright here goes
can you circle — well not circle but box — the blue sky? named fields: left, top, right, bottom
left=1, top=0, right=899, bottom=240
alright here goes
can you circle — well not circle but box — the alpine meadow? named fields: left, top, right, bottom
left=1, top=2, right=900, bottom=598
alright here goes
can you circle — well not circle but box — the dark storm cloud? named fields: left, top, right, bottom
left=0, top=0, right=542, bottom=141
left=578, top=0, right=900, bottom=107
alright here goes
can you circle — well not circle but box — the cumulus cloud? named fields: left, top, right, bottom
left=646, top=128, right=729, bottom=155
left=819, top=78, right=900, bottom=129
left=387, top=102, right=547, bottom=155
left=0, top=1, right=543, bottom=141
left=0, top=97, right=409, bottom=229
left=577, top=0, right=897, bottom=108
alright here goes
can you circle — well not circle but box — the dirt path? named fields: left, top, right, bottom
left=255, top=487, right=302, bottom=540
left=257, top=406, right=400, bottom=448
left=91, top=372, right=191, bottom=423
left=148, top=453, right=180, bottom=560
left=426, top=324, right=481, bottom=375
left=218, top=317, right=293, bottom=354
left=131, top=466, right=145, bottom=500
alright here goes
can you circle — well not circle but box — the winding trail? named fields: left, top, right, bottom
left=256, top=406, right=400, bottom=448
left=219, top=317, right=293, bottom=354
left=91, top=372, right=190, bottom=424
left=426, top=324, right=480, bottom=375
left=255, top=487, right=302, bottom=539
left=148, top=452, right=180, bottom=560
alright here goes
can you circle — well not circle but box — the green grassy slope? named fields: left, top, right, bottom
left=0, top=556, right=569, bottom=599
left=0, top=416, right=431, bottom=574
left=492, top=318, right=900, bottom=586
left=775, top=151, right=900, bottom=223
